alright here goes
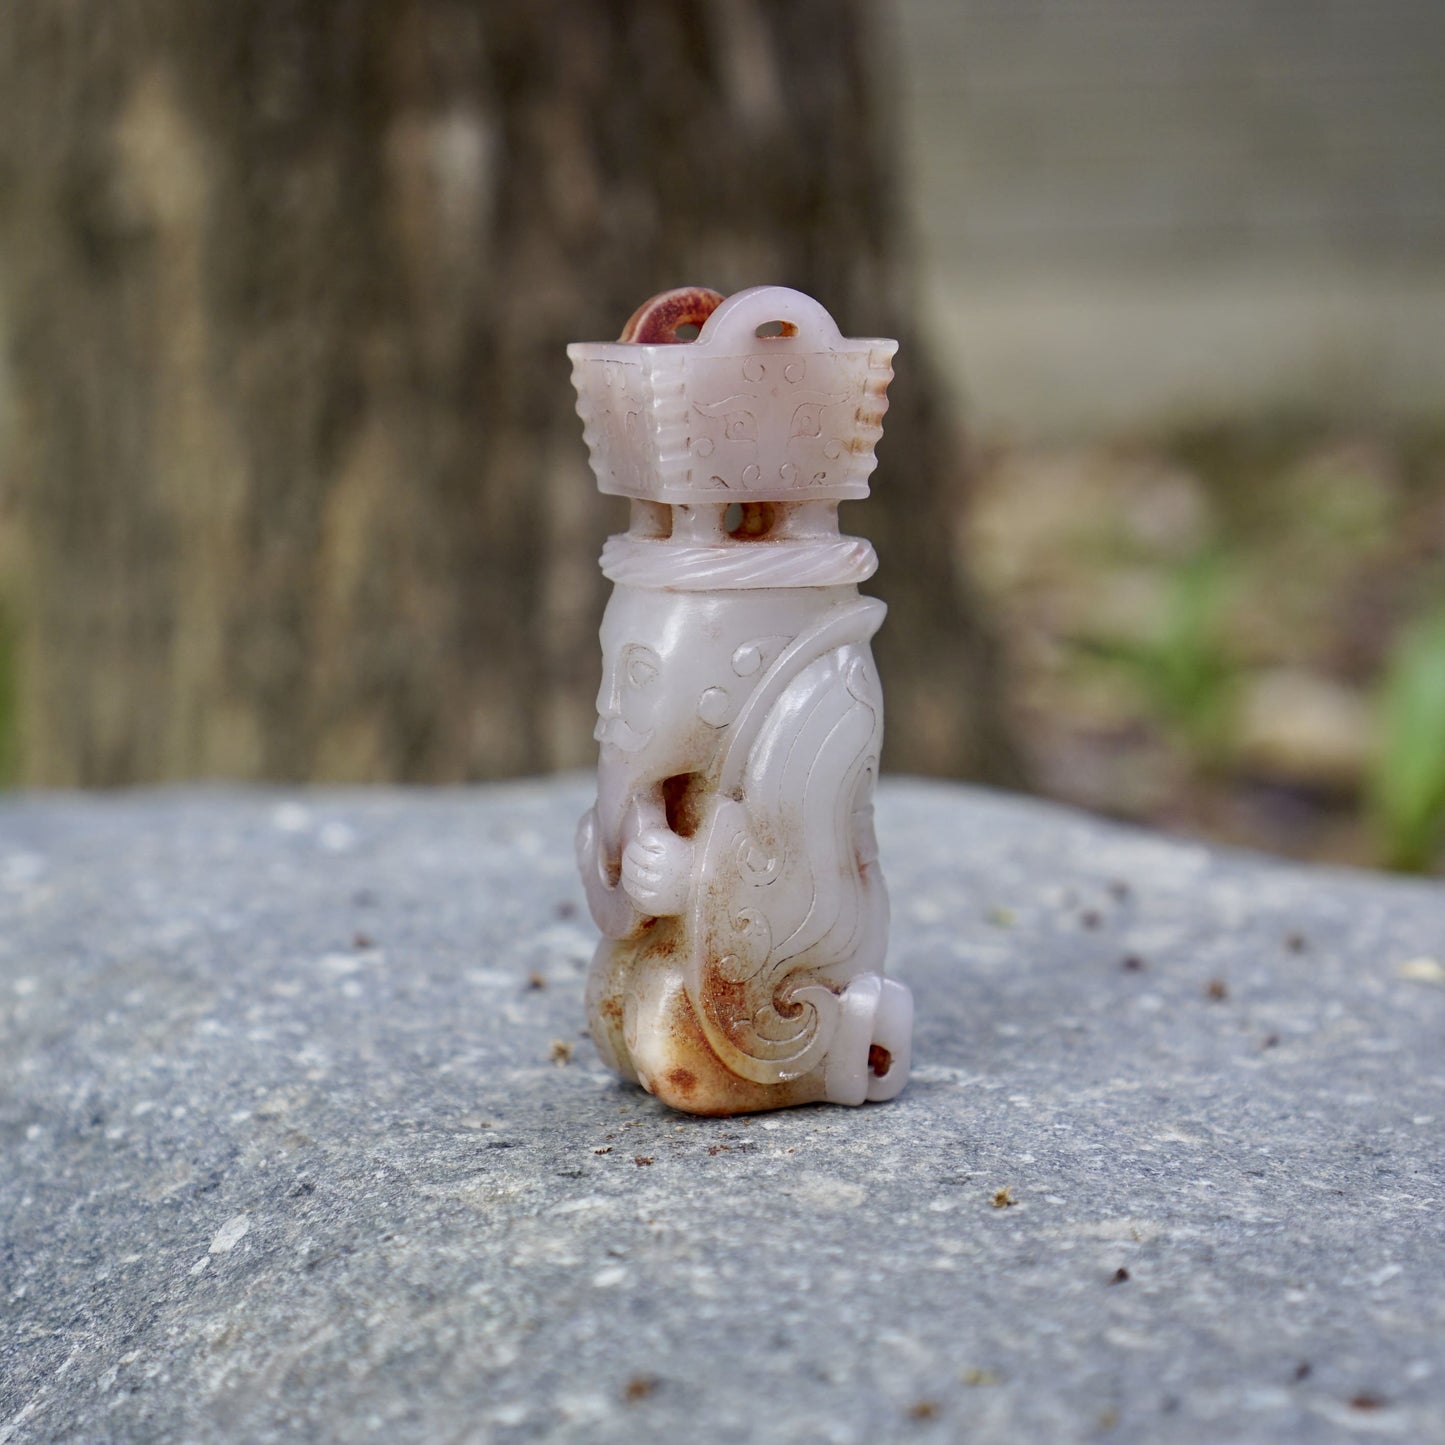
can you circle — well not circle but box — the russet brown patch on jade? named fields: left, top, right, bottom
left=618, top=287, right=725, bottom=345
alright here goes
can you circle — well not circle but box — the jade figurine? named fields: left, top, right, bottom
left=569, top=284, right=913, bottom=1115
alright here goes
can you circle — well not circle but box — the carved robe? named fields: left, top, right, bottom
left=580, top=591, right=906, bottom=1114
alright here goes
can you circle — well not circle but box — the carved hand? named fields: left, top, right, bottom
left=575, top=805, right=645, bottom=940
left=621, top=827, right=694, bottom=916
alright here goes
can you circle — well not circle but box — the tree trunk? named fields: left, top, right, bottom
left=0, top=0, right=1023, bottom=787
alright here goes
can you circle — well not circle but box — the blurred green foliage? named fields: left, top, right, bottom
left=1081, top=551, right=1240, bottom=766
left=1371, top=604, right=1445, bottom=873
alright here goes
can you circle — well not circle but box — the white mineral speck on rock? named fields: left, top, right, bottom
left=488, top=1403, right=529, bottom=1428
left=318, top=822, right=356, bottom=853
left=791, top=1174, right=865, bottom=1212
left=1398, top=957, right=1445, bottom=984
left=465, top=969, right=514, bottom=988
left=0, top=854, right=45, bottom=887
left=271, top=803, right=311, bottom=833
left=208, top=1214, right=251, bottom=1255
left=549, top=1196, right=610, bottom=1216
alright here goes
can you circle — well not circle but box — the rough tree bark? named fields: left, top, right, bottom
left=0, top=0, right=1022, bottom=787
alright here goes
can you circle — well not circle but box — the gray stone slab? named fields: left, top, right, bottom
left=1, top=779, right=1442, bottom=1443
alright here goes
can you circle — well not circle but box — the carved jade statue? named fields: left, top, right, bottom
left=569, top=284, right=913, bottom=1115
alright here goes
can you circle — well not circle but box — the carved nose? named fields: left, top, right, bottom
left=595, top=672, right=623, bottom=738
left=594, top=689, right=625, bottom=742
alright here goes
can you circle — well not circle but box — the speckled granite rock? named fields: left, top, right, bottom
left=1, top=779, right=1442, bottom=1444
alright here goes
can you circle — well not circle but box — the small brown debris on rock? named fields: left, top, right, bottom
left=1109, top=1267, right=1130, bottom=1284
left=1285, top=931, right=1308, bottom=953
left=1350, top=1393, right=1386, bottom=1411
left=352, top=931, right=374, bottom=950
left=991, top=1187, right=1015, bottom=1209
left=1293, top=1362, right=1312, bottom=1382
left=633, top=1155, right=654, bottom=1167
left=526, top=972, right=548, bottom=991
left=1262, top=1032, right=1281, bottom=1049
left=1205, top=978, right=1229, bottom=1001
left=1121, top=954, right=1146, bottom=972
left=549, top=1039, right=574, bottom=1065
left=708, top=1144, right=731, bottom=1156
left=907, top=1400, right=939, bottom=1421
left=593, top=1146, right=612, bottom=1155
left=623, top=1375, right=658, bottom=1402
left=1108, top=880, right=1131, bottom=902
left=1080, top=909, right=1102, bottom=930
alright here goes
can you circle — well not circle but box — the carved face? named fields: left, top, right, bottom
left=594, top=639, right=663, bottom=754
left=594, top=586, right=810, bottom=789
left=595, top=592, right=722, bottom=783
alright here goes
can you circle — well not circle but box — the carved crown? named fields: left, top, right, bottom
left=568, top=287, right=897, bottom=504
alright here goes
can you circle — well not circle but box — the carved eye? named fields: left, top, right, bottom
left=723, top=411, right=757, bottom=443
left=626, top=652, right=658, bottom=689
left=791, top=401, right=826, bottom=438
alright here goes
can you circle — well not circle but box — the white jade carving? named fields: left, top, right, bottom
left=569, top=285, right=913, bottom=1115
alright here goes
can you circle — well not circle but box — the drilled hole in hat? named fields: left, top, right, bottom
left=726, top=501, right=775, bottom=540
left=755, top=320, right=798, bottom=339
left=674, top=322, right=700, bottom=341
left=630, top=499, right=672, bottom=538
